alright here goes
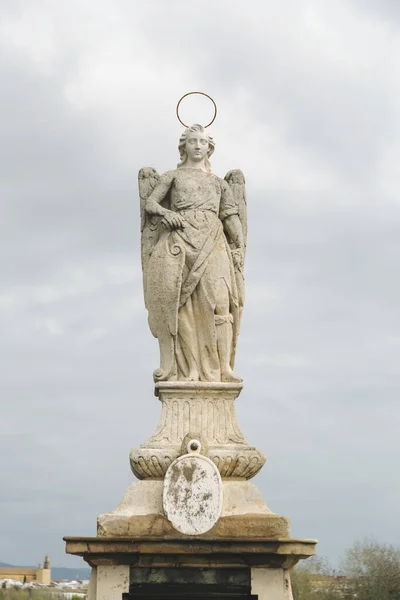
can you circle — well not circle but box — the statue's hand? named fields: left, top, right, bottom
left=161, top=211, right=185, bottom=230
left=231, top=247, right=244, bottom=271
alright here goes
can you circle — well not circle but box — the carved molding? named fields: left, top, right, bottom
left=130, top=451, right=177, bottom=479
left=130, top=383, right=266, bottom=481
left=130, top=446, right=266, bottom=480
left=211, top=448, right=266, bottom=479
left=145, top=396, right=246, bottom=446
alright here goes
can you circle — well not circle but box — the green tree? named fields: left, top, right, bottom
left=0, top=590, right=60, bottom=600
left=344, top=540, right=400, bottom=600
left=291, top=556, right=342, bottom=600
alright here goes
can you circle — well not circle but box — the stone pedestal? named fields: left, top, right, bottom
left=65, top=382, right=316, bottom=600
left=63, top=138, right=317, bottom=599
left=130, top=382, right=266, bottom=480
left=64, top=536, right=316, bottom=600
left=97, top=479, right=290, bottom=539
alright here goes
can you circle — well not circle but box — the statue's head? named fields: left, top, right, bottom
left=177, top=124, right=215, bottom=172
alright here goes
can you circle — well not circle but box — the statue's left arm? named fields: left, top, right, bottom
left=219, top=179, right=245, bottom=270
left=224, top=215, right=244, bottom=270
left=224, top=214, right=244, bottom=249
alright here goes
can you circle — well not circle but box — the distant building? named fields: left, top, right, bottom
left=0, top=555, right=51, bottom=584
left=311, top=574, right=351, bottom=597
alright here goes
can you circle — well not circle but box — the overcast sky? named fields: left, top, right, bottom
left=1, top=0, right=399, bottom=570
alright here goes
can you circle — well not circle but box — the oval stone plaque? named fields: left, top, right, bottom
left=163, top=451, right=223, bottom=535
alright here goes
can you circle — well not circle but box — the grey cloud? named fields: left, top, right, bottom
left=1, top=0, right=399, bottom=570
left=351, top=0, right=400, bottom=23
left=129, top=1, right=396, bottom=188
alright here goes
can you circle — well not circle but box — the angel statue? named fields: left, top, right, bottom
left=139, top=124, right=247, bottom=383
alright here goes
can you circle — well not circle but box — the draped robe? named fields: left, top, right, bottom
left=145, top=168, right=240, bottom=381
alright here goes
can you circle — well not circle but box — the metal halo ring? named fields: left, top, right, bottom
left=176, top=91, right=217, bottom=129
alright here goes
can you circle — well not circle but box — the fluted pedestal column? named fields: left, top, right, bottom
left=130, top=382, right=266, bottom=480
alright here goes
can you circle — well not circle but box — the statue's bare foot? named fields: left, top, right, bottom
left=221, top=369, right=243, bottom=383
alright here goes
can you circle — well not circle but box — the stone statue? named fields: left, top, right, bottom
left=139, top=124, right=247, bottom=383
left=66, top=103, right=317, bottom=600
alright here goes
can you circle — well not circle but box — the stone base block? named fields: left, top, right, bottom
left=130, top=382, right=266, bottom=480
left=67, top=516, right=316, bottom=600
left=65, top=535, right=317, bottom=570
left=98, top=512, right=290, bottom=539
left=252, top=568, right=294, bottom=600
left=97, top=479, right=289, bottom=539
left=83, top=561, right=301, bottom=600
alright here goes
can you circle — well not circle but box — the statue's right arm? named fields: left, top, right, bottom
left=145, top=171, right=175, bottom=217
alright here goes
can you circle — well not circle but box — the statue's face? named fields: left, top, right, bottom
left=185, top=130, right=209, bottom=162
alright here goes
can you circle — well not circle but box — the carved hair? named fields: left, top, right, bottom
left=177, top=124, right=215, bottom=172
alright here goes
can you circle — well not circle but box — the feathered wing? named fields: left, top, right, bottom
left=138, top=167, right=163, bottom=307
left=224, top=169, right=247, bottom=308
left=224, top=169, right=247, bottom=370
left=138, top=168, right=184, bottom=381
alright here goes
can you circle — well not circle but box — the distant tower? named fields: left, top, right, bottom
left=36, top=556, right=51, bottom=585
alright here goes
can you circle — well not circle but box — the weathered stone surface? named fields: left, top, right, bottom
left=210, top=514, right=290, bottom=538
left=128, top=566, right=252, bottom=599
left=64, top=535, right=317, bottom=570
left=64, top=122, right=317, bottom=600
left=139, top=126, right=246, bottom=383
left=96, top=565, right=129, bottom=600
left=86, top=567, right=97, bottom=600
left=130, top=382, right=266, bottom=480
left=99, top=479, right=274, bottom=520
left=222, top=479, right=272, bottom=515
left=99, top=480, right=163, bottom=517
left=98, top=512, right=289, bottom=539
left=97, top=478, right=289, bottom=539
left=163, top=449, right=223, bottom=535
left=251, top=568, right=293, bottom=600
